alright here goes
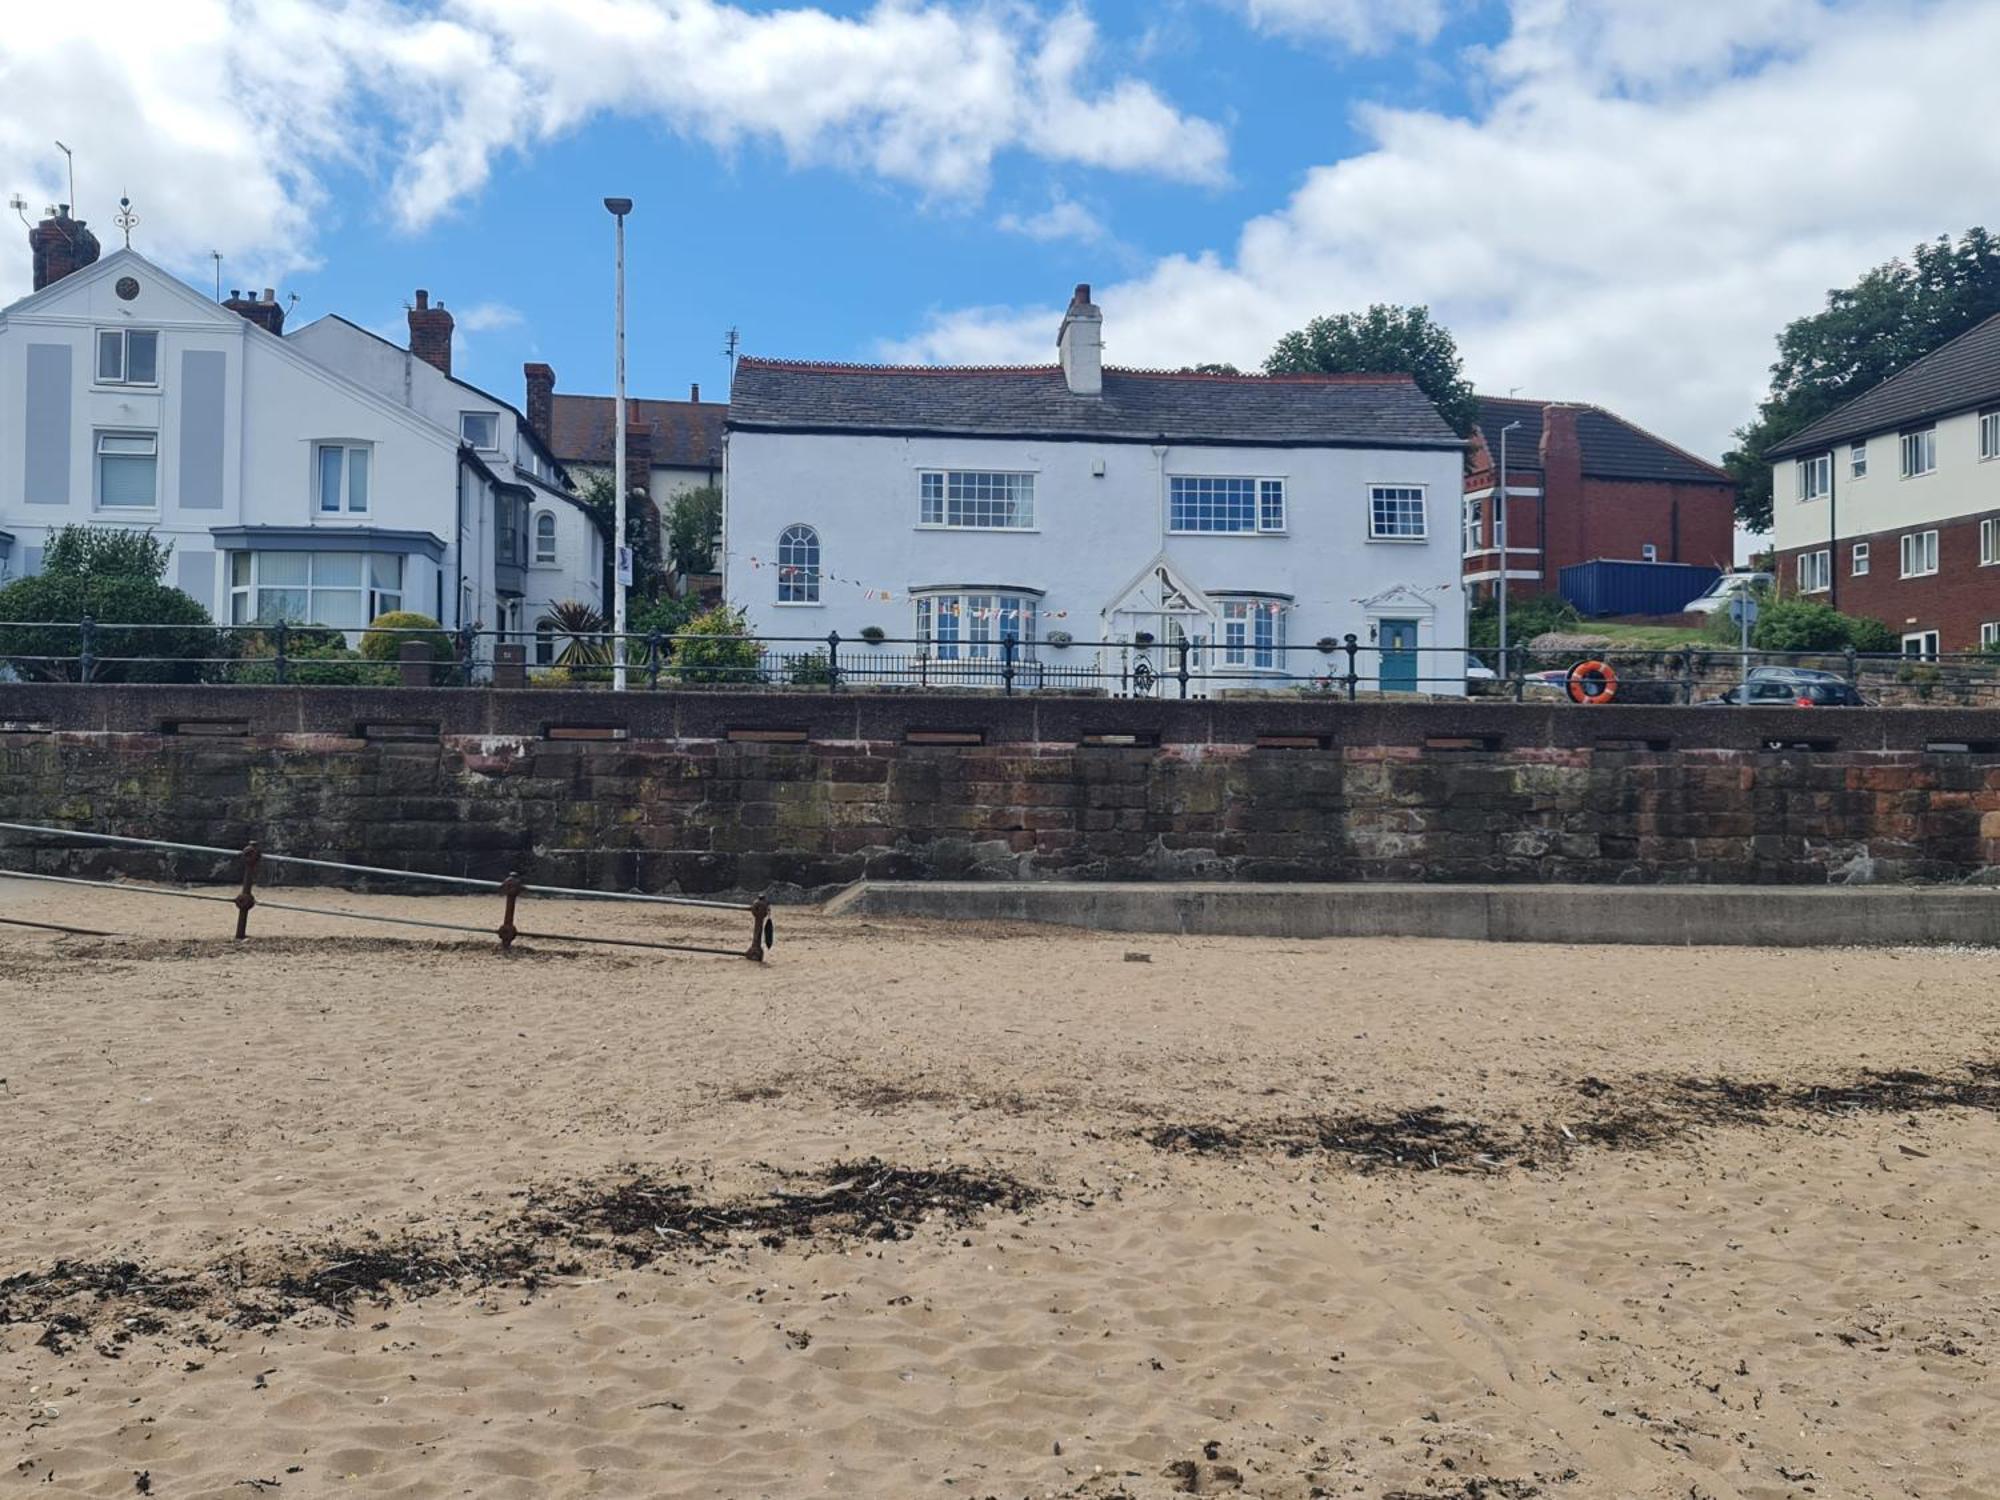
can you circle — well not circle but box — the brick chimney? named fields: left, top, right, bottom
left=223, top=287, right=286, bottom=336
left=523, top=363, right=555, bottom=446
left=1540, top=404, right=1585, bottom=591
left=689, top=382, right=700, bottom=403
left=1057, top=282, right=1102, bottom=396
left=29, top=206, right=101, bottom=292
left=407, top=289, right=453, bottom=376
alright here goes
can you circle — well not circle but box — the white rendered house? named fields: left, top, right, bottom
left=724, top=285, right=1468, bottom=693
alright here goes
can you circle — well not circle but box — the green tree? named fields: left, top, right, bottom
left=578, top=471, right=667, bottom=604
left=667, top=485, right=722, bottom=577
left=1698, top=593, right=1898, bottom=653
left=0, top=526, right=214, bottom=682
left=1265, top=305, right=1479, bottom=438
left=360, top=610, right=457, bottom=683
left=1726, top=227, right=2000, bottom=532
left=1179, top=362, right=1242, bottom=375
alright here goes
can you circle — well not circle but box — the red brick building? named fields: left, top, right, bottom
left=1464, top=396, right=1738, bottom=604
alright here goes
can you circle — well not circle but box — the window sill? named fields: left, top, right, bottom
left=90, top=384, right=161, bottom=395
left=1900, top=572, right=1939, bottom=580
left=772, top=600, right=825, bottom=608
left=1366, top=535, right=1430, bottom=544
left=915, top=525, right=1041, bottom=534
left=1165, top=529, right=1287, bottom=538
left=95, top=507, right=161, bottom=518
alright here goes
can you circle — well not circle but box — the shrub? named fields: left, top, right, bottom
left=787, top=649, right=834, bottom=686
left=360, top=610, right=456, bottom=682
left=671, top=604, right=764, bottom=685
left=41, top=525, right=176, bottom=582
left=231, top=626, right=394, bottom=686
left=667, top=485, right=722, bottom=576
left=1467, top=592, right=1580, bottom=651
left=1846, top=616, right=1900, bottom=654
left=0, top=572, right=216, bottom=682
left=858, top=625, right=887, bottom=644
left=1701, top=595, right=1899, bottom=655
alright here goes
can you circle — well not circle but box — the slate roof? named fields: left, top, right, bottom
left=1474, top=395, right=1730, bottom=485
left=1765, top=310, right=2000, bottom=458
left=549, top=393, right=728, bottom=471
left=726, top=359, right=1462, bottom=449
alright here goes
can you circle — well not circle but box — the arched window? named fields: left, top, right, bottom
left=778, top=524, right=820, bottom=603
left=534, top=511, right=557, bottom=564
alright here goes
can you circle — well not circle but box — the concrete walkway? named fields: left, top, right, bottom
left=823, top=880, right=2000, bottom=947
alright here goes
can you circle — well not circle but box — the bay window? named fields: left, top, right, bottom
left=914, top=590, right=1040, bottom=661
left=1215, top=596, right=1289, bottom=671
left=227, top=551, right=405, bottom=629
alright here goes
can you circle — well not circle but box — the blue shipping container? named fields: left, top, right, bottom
left=1558, top=558, right=1720, bottom=617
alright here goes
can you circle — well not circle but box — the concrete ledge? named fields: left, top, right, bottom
left=823, top=880, right=2000, bottom=948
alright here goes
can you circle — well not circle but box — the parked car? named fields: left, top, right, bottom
left=1684, top=571, right=1774, bottom=615
left=1696, top=668, right=1868, bottom=707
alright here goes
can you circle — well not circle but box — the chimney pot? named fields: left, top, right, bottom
left=414, top=289, right=429, bottom=309
left=262, top=287, right=275, bottom=302
left=690, top=382, right=700, bottom=403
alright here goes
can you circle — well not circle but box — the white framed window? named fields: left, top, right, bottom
left=1982, top=622, right=2000, bottom=650
left=316, top=443, right=371, bottom=514
left=1902, top=630, right=1940, bottom=659
left=1640, top=543, right=1659, bottom=562
left=1368, top=484, right=1427, bottom=540
left=1851, top=541, right=1870, bottom=576
left=1796, top=452, right=1831, bottom=501
left=1796, top=548, right=1831, bottom=594
left=1850, top=441, right=1867, bottom=478
left=95, top=329, right=159, bottom=386
left=918, top=470, right=1035, bottom=529
left=777, top=524, right=820, bottom=603
left=227, top=551, right=403, bottom=629
left=534, top=624, right=556, bottom=667
left=95, top=431, right=158, bottom=510
left=1900, top=426, right=1936, bottom=478
left=914, top=591, right=1039, bottom=662
left=1168, top=476, right=1285, bottom=535
left=1981, top=516, right=2000, bottom=567
left=533, top=511, right=558, bottom=565
left=460, top=411, right=499, bottom=449
left=1462, top=497, right=1482, bottom=556
left=1980, top=410, right=2000, bottom=461
left=1216, top=597, right=1288, bottom=670
left=1900, top=529, right=1938, bottom=577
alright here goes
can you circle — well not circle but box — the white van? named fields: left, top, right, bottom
left=1683, top=571, right=1773, bottom=615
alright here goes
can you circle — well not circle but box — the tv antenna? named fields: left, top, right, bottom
left=53, top=141, right=74, bottom=212
left=723, top=325, right=740, bottom=383
left=8, top=195, right=30, bottom=230
left=212, top=252, right=222, bottom=301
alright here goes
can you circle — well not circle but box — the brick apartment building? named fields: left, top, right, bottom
left=1464, top=396, right=1738, bottom=604
left=1767, top=310, right=2000, bottom=654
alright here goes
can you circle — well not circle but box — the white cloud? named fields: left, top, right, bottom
left=0, top=0, right=1224, bottom=302
left=892, top=0, right=2000, bottom=468
left=999, top=195, right=1108, bottom=244
left=454, top=301, right=523, bottom=333
left=1234, top=0, right=1447, bottom=51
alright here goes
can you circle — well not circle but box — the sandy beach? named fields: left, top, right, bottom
left=2, top=878, right=1997, bottom=1499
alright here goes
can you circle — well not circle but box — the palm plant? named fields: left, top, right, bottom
left=537, top=600, right=613, bottom=668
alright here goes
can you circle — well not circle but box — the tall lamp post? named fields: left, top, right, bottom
left=1496, top=419, right=1522, bottom=681
left=604, top=196, right=633, bottom=691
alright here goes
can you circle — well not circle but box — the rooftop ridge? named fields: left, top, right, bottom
left=737, top=355, right=1418, bottom=384
left=1576, top=402, right=1732, bottom=482
left=1771, top=306, right=2000, bottom=456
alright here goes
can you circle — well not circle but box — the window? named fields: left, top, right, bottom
left=777, top=524, right=820, bottom=603
left=1368, top=485, right=1427, bottom=540
left=1981, top=410, right=2000, bottom=461
left=914, top=591, right=1038, bottom=661
left=1217, top=598, right=1288, bottom=670
left=1641, top=543, right=1659, bottom=562
left=460, top=412, right=499, bottom=449
left=1796, top=452, right=1831, bottom=501
left=96, top=432, right=158, bottom=509
left=918, top=470, right=1035, bottom=529
left=95, top=329, right=158, bottom=386
left=1902, top=630, right=1939, bottom=659
left=227, top=551, right=404, bottom=629
left=1796, top=548, right=1831, bottom=593
left=1900, top=426, right=1936, bottom=478
left=1982, top=622, right=2000, bottom=651
left=316, top=444, right=371, bottom=514
left=534, top=511, right=558, bottom=565
left=1851, top=541, right=1870, bottom=576
left=1462, top=497, right=1482, bottom=556
left=1850, top=441, right=1867, bottom=478
left=1168, top=476, right=1285, bottom=534
left=1982, top=517, right=2000, bottom=566
left=1900, top=529, right=1938, bottom=577
left=535, top=624, right=556, bottom=667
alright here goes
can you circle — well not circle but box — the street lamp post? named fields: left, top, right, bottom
left=1496, top=419, right=1522, bottom=681
left=604, top=196, right=633, bottom=692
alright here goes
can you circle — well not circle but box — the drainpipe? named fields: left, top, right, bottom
left=1827, top=449, right=1838, bottom=611
left=454, top=450, right=468, bottom=631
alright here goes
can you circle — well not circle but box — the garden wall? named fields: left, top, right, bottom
left=2, top=684, right=1999, bottom=896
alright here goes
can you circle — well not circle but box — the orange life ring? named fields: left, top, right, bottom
left=1567, top=660, right=1618, bottom=705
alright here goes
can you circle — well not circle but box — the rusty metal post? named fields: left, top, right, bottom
left=498, top=872, right=523, bottom=951
left=746, top=895, right=772, bottom=962
left=232, top=842, right=261, bottom=940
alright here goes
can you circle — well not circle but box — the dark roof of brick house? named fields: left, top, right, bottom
left=727, top=359, right=1463, bottom=449
left=1475, top=395, right=1730, bottom=485
left=1765, top=310, right=2000, bottom=459
left=548, top=393, right=728, bottom=471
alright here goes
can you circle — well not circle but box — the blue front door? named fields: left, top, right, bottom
left=1379, top=618, right=1419, bottom=692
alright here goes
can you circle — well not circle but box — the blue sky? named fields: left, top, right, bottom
left=4, top=0, right=1997, bottom=459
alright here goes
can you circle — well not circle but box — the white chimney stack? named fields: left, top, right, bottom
left=1057, top=282, right=1102, bottom=396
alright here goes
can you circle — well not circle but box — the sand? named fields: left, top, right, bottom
left=2, top=877, right=1998, bottom=1500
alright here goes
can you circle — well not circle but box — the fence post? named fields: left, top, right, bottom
left=1342, top=633, right=1359, bottom=702
left=232, top=842, right=261, bottom=940
left=456, top=624, right=475, bottom=685
left=274, top=618, right=290, bottom=686
left=1175, top=635, right=1191, bottom=698
left=1001, top=633, right=1017, bottom=696
left=647, top=629, right=663, bottom=690
left=497, top=872, right=523, bottom=952
left=78, top=614, right=96, bottom=682
left=1843, top=644, right=1858, bottom=685
left=826, top=631, right=842, bottom=694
